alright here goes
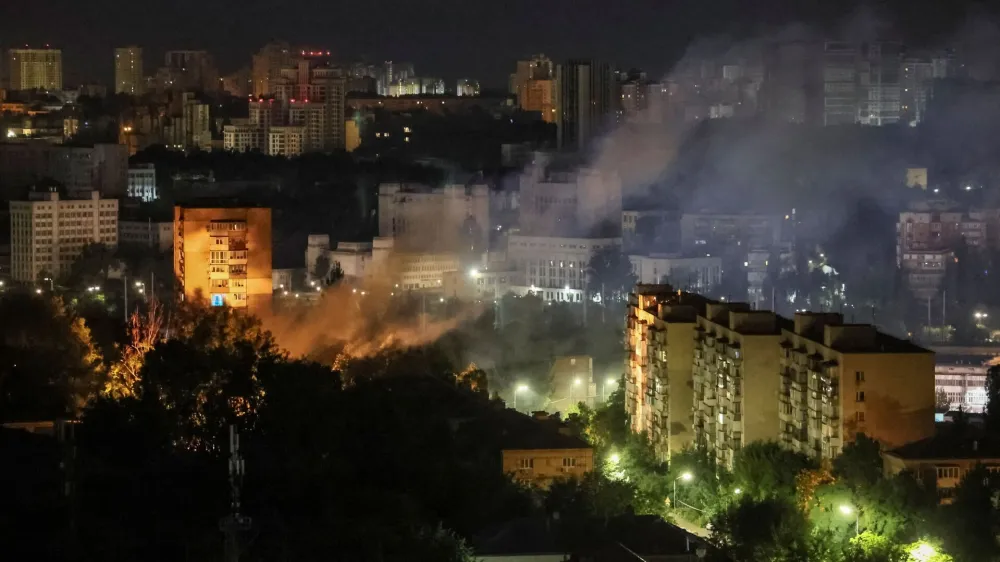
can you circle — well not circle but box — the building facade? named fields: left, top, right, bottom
left=625, top=286, right=937, bottom=466
left=556, top=60, right=615, bottom=150
left=507, top=235, right=619, bottom=302
left=114, top=46, right=144, bottom=95
left=127, top=164, right=157, bottom=201
left=0, top=143, right=128, bottom=199
left=377, top=183, right=490, bottom=252
left=173, top=204, right=272, bottom=313
left=119, top=219, right=173, bottom=252
left=9, top=189, right=118, bottom=282
left=8, top=48, right=63, bottom=91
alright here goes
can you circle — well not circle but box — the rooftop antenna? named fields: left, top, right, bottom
left=220, top=425, right=251, bottom=562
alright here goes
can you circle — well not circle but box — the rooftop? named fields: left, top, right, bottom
left=887, top=432, right=1000, bottom=461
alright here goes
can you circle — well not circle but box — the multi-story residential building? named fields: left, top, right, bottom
left=227, top=55, right=346, bottom=154
left=114, top=46, right=144, bottom=96
left=777, top=312, right=934, bottom=462
left=629, top=254, right=722, bottom=293
left=556, top=60, right=615, bottom=150
left=512, top=55, right=555, bottom=122
left=626, top=286, right=715, bottom=459
left=0, top=142, right=128, bottom=198
left=251, top=42, right=293, bottom=97
left=896, top=206, right=1000, bottom=298
left=822, top=41, right=903, bottom=126
left=507, top=235, right=619, bottom=302
left=267, top=126, right=305, bottom=156
left=630, top=298, right=940, bottom=468
left=9, top=188, right=119, bottom=282
left=118, top=219, right=173, bottom=252
left=622, top=209, right=677, bottom=251
left=693, top=302, right=785, bottom=468
left=8, top=48, right=63, bottom=91
left=883, top=434, right=1000, bottom=504
left=127, top=164, right=157, bottom=201
left=501, top=412, right=594, bottom=489
left=174, top=204, right=272, bottom=313
left=162, top=50, right=218, bottom=92
left=377, top=183, right=490, bottom=252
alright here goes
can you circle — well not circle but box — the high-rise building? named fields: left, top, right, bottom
left=162, top=50, right=218, bottom=91
left=556, top=60, right=615, bottom=150
left=513, top=55, right=557, bottom=122
left=251, top=42, right=293, bottom=97
left=8, top=48, right=63, bottom=91
left=114, top=46, right=144, bottom=95
left=173, top=204, right=272, bottom=313
left=228, top=55, right=345, bottom=154
left=823, top=41, right=903, bottom=126
left=377, top=183, right=490, bottom=252
left=518, top=154, right=622, bottom=237
left=9, top=188, right=119, bottom=282
left=626, top=286, right=715, bottom=459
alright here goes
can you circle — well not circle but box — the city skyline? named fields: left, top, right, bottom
left=2, top=0, right=995, bottom=87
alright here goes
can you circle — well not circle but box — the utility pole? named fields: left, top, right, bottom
left=219, top=425, right=251, bottom=562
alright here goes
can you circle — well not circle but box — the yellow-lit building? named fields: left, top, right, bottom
left=693, top=303, right=784, bottom=468
left=779, top=313, right=935, bottom=459
left=8, top=48, right=63, bottom=91
left=625, top=285, right=714, bottom=460
left=523, top=79, right=557, bottom=123
left=501, top=412, right=594, bottom=488
left=114, top=46, right=144, bottom=96
left=345, top=119, right=361, bottom=152
left=174, top=204, right=272, bottom=314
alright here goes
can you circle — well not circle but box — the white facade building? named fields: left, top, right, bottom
left=127, top=164, right=157, bottom=201
left=9, top=189, right=119, bottom=282
left=628, top=254, right=722, bottom=293
left=507, top=235, right=620, bottom=303
left=377, top=183, right=490, bottom=251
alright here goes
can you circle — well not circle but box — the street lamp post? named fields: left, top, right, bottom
left=673, top=471, right=693, bottom=508
left=839, top=504, right=859, bottom=536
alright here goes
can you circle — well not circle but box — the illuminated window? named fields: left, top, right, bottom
left=210, top=294, right=225, bottom=306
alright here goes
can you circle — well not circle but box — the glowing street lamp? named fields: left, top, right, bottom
left=910, top=542, right=938, bottom=562
left=839, top=504, right=860, bottom=536
left=673, top=472, right=693, bottom=508
left=603, top=377, right=618, bottom=401
left=609, top=452, right=621, bottom=464
left=734, top=488, right=742, bottom=495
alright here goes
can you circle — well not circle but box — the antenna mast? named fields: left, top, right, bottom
left=219, top=425, right=251, bottom=562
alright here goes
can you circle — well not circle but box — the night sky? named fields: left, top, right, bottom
left=1, top=0, right=991, bottom=87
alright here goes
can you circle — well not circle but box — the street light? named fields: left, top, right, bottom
left=839, top=504, right=859, bottom=536
left=609, top=453, right=620, bottom=464
left=513, top=384, right=529, bottom=410
left=734, top=488, right=742, bottom=495
left=604, top=377, right=617, bottom=401
left=673, top=472, right=693, bottom=508
left=910, top=542, right=938, bottom=562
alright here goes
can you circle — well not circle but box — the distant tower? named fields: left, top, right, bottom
left=115, top=46, right=144, bottom=95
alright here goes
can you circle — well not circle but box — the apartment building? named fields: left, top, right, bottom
left=626, top=283, right=937, bottom=467
left=777, top=313, right=934, bottom=461
left=8, top=48, right=63, bottom=91
left=693, top=303, right=785, bottom=468
left=629, top=254, right=722, bottom=293
left=0, top=142, right=128, bottom=198
left=9, top=188, right=119, bottom=282
left=935, top=358, right=988, bottom=413
left=174, top=204, right=272, bottom=313
left=625, top=286, right=714, bottom=460
left=501, top=411, right=594, bottom=489
left=884, top=434, right=1000, bottom=504
left=377, top=183, right=489, bottom=252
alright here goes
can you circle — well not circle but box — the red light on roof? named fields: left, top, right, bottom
left=326, top=51, right=331, bottom=56
left=301, top=51, right=305, bottom=55
left=291, top=99, right=296, bottom=103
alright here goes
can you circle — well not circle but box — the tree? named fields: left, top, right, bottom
left=66, top=242, right=119, bottom=289
left=587, top=245, right=637, bottom=309
left=731, top=441, right=815, bottom=501
left=104, top=298, right=164, bottom=400
left=834, top=433, right=884, bottom=490
left=710, top=495, right=813, bottom=562
left=987, top=365, right=1000, bottom=433
left=0, top=294, right=104, bottom=420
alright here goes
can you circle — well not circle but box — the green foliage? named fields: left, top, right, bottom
left=844, top=531, right=907, bottom=562
left=731, top=441, right=816, bottom=501
left=0, top=293, right=104, bottom=420
left=834, top=433, right=885, bottom=490
left=586, top=245, right=637, bottom=306
left=710, top=495, right=813, bottom=562
left=935, top=466, right=1000, bottom=562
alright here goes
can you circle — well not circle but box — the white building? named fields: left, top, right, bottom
left=507, top=235, right=620, bottom=303
left=377, top=183, right=490, bottom=252
left=628, top=254, right=722, bottom=293
left=127, top=164, right=157, bottom=201
left=118, top=219, right=172, bottom=252
left=519, top=156, right=622, bottom=237
left=267, top=126, right=305, bottom=156
left=9, top=189, right=119, bottom=282
left=936, top=360, right=989, bottom=413
left=223, top=123, right=264, bottom=153
left=457, top=78, right=480, bottom=97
